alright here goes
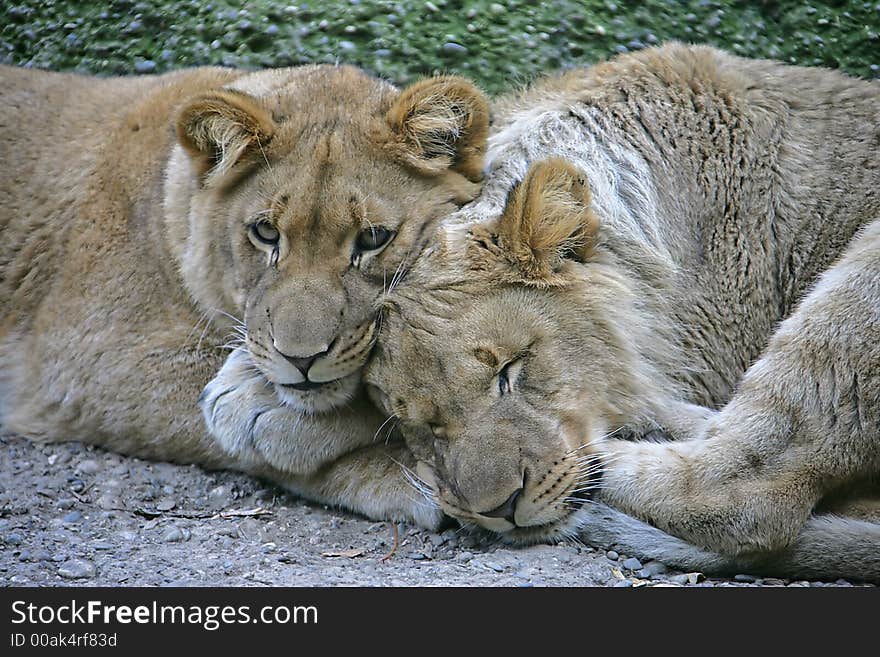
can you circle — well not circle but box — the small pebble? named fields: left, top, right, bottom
left=161, top=526, right=188, bottom=543
left=489, top=3, right=505, bottom=15
left=441, top=42, right=468, bottom=56
left=606, top=550, right=619, bottom=561
left=32, top=549, right=52, bottom=562
left=734, top=573, right=759, bottom=583
left=156, top=499, right=176, bottom=512
left=134, top=60, right=157, bottom=74
left=483, top=561, right=505, bottom=573
left=621, top=557, right=643, bottom=570
left=77, top=459, right=100, bottom=475
left=455, top=551, right=473, bottom=563
left=96, top=493, right=120, bottom=510
left=62, top=511, right=83, bottom=524
left=687, top=572, right=706, bottom=584
left=613, top=579, right=633, bottom=587
left=57, top=498, right=76, bottom=510
left=638, top=561, right=669, bottom=578
left=58, top=559, right=96, bottom=580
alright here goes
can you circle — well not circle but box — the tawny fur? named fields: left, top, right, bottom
left=364, top=43, right=880, bottom=582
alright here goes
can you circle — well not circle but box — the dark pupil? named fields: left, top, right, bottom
left=499, top=364, right=511, bottom=395
left=254, top=221, right=279, bottom=244
left=356, top=227, right=391, bottom=251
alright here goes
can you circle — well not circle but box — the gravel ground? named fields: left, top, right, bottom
left=1, top=435, right=870, bottom=588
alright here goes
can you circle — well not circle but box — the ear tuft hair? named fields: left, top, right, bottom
left=386, top=76, right=489, bottom=182
left=176, top=90, right=276, bottom=186
left=495, top=158, right=600, bottom=286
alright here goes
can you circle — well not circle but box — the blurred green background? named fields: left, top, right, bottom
left=3, top=1, right=879, bottom=93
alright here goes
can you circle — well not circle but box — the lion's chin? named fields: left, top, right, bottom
left=448, top=506, right=590, bottom=547
left=273, top=373, right=359, bottom=414
left=494, top=510, right=588, bottom=546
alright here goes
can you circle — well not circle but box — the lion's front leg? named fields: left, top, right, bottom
left=200, top=349, right=444, bottom=529
left=597, top=221, right=880, bottom=555
left=201, top=349, right=382, bottom=475
left=272, top=441, right=447, bottom=530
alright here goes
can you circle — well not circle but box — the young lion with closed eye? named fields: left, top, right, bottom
left=362, top=43, right=880, bottom=582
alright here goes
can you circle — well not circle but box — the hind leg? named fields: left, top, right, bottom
left=595, top=220, right=880, bottom=554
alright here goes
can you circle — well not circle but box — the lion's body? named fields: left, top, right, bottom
left=0, top=63, right=488, bottom=529
left=366, top=44, right=880, bottom=580
left=480, top=43, right=879, bottom=408
left=1, top=65, right=242, bottom=463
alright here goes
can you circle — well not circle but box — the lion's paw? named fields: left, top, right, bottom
left=200, top=349, right=277, bottom=468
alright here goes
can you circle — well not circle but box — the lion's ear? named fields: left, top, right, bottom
left=495, top=158, right=600, bottom=286
left=386, top=76, right=489, bottom=182
left=176, top=90, right=276, bottom=186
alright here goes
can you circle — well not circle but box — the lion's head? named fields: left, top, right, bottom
left=365, top=158, right=677, bottom=543
left=165, top=65, right=488, bottom=413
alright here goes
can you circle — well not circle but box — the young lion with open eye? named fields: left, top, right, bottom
left=362, top=43, right=880, bottom=583
left=1, top=62, right=488, bottom=529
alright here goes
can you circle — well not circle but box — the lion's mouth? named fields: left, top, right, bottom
left=279, top=380, right=330, bottom=392
left=433, top=474, right=595, bottom=545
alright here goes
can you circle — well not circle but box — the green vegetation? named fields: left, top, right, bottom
left=3, top=1, right=879, bottom=92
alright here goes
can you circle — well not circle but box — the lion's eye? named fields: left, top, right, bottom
left=250, top=220, right=280, bottom=245
left=498, top=359, right=523, bottom=396
left=355, top=226, right=394, bottom=252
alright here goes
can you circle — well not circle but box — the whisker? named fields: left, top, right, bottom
left=565, top=426, right=628, bottom=457
left=372, top=413, right=399, bottom=443
left=383, top=419, right=400, bottom=446
left=387, top=457, right=439, bottom=509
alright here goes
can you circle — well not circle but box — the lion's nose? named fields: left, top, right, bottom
left=480, top=488, right=522, bottom=524
left=278, top=347, right=328, bottom=377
